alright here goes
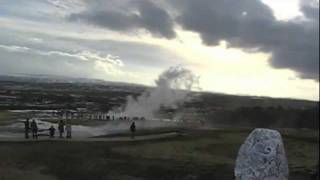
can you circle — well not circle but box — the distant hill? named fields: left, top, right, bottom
left=196, top=92, right=318, bottom=110
left=0, top=74, right=318, bottom=129
left=0, top=74, right=145, bottom=87
left=0, top=74, right=318, bottom=110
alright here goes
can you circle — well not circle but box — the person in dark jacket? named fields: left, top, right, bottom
left=24, top=118, right=30, bottom=139
left=30, top=120, right=38, bottom=139
left=58, top=120, right=65, bottom=138
left=130, top=122, right=136, bottom=139
left=49, top=125, right=55, bottom=138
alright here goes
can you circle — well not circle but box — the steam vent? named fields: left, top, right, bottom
left=234, top=128, right=289, bottom=180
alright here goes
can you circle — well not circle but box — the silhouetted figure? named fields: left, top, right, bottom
left=66, top=124, right=72, bottom=139
left=30, top=120, right=38, bottom=139
left=24, top=118, right=30, bottom=139
left=58, top=120, right=65, bottom=138
left=49, top=125, right=55, bottom=138
left=200, top=119, right=205, bottom=126
left=130, top=122, right=136, bottom=139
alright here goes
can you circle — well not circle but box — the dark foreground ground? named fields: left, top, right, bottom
left=0, top=128, right=318, bottom=180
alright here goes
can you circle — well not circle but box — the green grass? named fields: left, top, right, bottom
left=0, top=128, right=318, bottom=180
left=110, top=129, right=249, bottom=167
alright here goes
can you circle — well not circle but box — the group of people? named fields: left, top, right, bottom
left=24, top=119, right=39, bottom=139
left=24, top=118, right=136, bottom=139
left=24, top=119, right=72, bottom=139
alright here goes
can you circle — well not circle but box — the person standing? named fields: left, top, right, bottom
left=24, top=118, right=30, bottom=139
left=58, top=120, right=65, bottom=138
left=49, top=125, right=55, bottom=138
left=30, top=120, right=38, bottom=139
left=66, top=123, right=72, bottom=139
left=130, top=122, right=136, bottom=139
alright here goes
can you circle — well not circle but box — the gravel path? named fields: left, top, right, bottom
left=0, top=132, right=180, bottom=142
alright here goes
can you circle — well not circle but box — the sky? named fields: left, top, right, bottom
left=0, top=0, right=319, bottom=101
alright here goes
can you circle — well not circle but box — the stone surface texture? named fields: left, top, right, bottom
left=235, top=128, right=289, bottom=180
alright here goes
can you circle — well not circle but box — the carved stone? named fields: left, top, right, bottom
left=235, top=128, right=289, bottom=180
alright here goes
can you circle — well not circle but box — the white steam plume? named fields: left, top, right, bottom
left=123, top=66, right=200, bottom=119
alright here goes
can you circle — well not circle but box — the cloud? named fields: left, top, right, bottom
left=300, top=0, right=319, bottom=20
left=0, top=25, right=182, bottom=82
left=0, top=0, right=318, bottom=83
left=68, top=0, right=176, bottom=39
left=46, top=0, right=83, bottom=11
left=0, top=44, right=31, bottom=53
left=0, top=47, right=92, bottom=77
left=170, top=0, right=319, bottom=80
left=0, top=44, right=125, bottom=76
left=27, top=37, right=43, bottom=43
left=53, top=36, right=183, bottom=68
left=65, top=0, right=318, bottom=80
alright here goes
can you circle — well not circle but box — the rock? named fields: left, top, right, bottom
left=234, top=128, right=289, bottom=180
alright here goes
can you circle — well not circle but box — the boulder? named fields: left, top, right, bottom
left=235, top=128, right=289, bottom=180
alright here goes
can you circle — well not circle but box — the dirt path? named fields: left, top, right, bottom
left=0, top=132, right=180, bottom=142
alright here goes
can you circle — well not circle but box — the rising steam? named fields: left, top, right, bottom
left=123, top=66, right=200, bottom=119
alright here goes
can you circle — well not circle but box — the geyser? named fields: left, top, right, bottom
left=123, top=66, right=199, bottom=119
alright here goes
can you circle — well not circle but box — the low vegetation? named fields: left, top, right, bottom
left=0, top=128, right=318, bottom=180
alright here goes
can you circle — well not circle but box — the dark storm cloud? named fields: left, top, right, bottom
left=301, top=2, right=319, bottom=20
left=171, top=0, right=319, bottom=80
left=67, top=0, right=319, bottom=80
left=68, top=0, right=176, bottom=39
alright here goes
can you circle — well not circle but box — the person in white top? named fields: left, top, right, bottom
left=66, top=123, right=72, bottom=139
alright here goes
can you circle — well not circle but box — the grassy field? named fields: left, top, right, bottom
left=0, top=128, right=318, bottom=180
